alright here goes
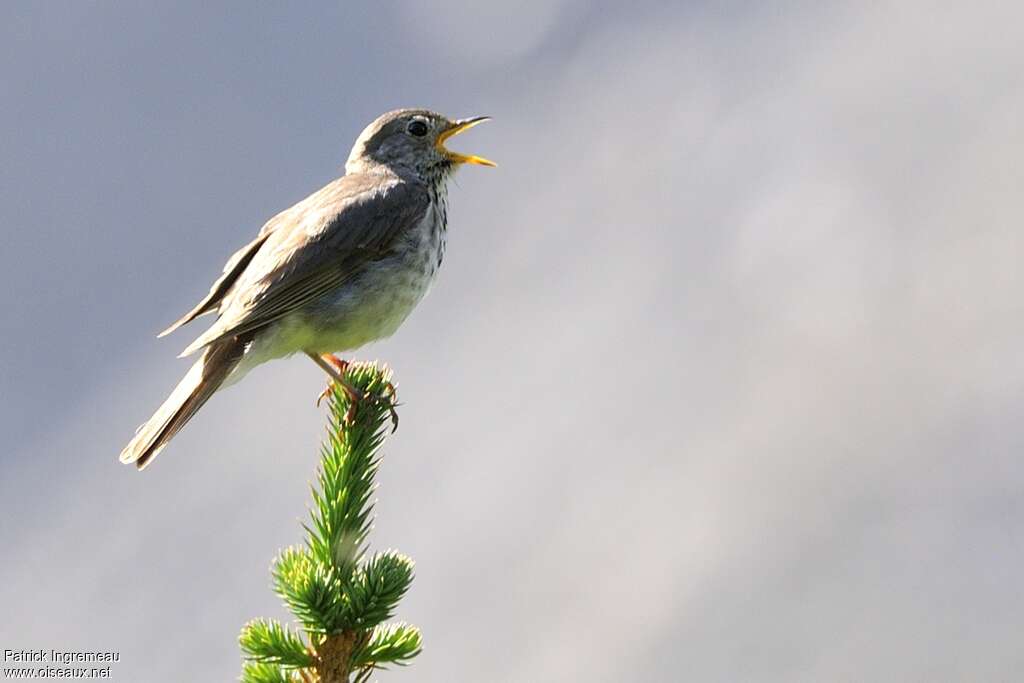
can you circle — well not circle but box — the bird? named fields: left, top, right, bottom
left=119, top=109, right=494, bottom=470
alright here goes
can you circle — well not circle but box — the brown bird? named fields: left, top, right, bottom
left=120, top=109, right=494, bottom=469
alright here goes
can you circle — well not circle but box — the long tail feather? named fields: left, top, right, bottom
left=119, top=338, right=245, bottom=470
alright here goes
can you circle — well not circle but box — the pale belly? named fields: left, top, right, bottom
left=303, top=255, right=437, bottom=353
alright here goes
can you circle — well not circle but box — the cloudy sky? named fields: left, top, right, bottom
left=2, top=1, right=1023, bottom=681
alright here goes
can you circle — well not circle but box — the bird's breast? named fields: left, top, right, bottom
left=298, top=194, right=448, bottom=354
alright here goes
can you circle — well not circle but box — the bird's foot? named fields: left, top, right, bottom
left=316, top=355, right=353, bottom=407
left=341, top=384, right=398, bottom=430
left=312, top=354, right=364, bottom=426
left=307, top=352, right=398, bottom=431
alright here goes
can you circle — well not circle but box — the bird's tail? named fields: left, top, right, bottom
left=119, top=337, right=246, bottom=470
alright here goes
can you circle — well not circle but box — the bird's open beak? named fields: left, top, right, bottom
left=436, top=116, right=496, bottom=167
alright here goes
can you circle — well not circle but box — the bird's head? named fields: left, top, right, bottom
left=345, top=109, right=495, bottom=179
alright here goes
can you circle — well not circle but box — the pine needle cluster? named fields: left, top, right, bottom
left=239, top=363, right=421, bottom=683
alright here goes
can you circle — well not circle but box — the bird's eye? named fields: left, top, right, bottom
left=407, top=120, right=429, bottom=137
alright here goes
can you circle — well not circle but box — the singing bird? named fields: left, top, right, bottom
left=120, top=109, right=494, bottom=470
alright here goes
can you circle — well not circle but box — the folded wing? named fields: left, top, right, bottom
left=178, top=173, right=429, bottom=357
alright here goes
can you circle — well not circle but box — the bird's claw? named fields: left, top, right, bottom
left=317, top=381, right=396, bottom=432
left=316, top=380, right=362, bottom=408
left=360, top=383, right=399, bottom=432
left=311, top=353, right=398, bottom=432
left=380, top=383, right=400, bottom=433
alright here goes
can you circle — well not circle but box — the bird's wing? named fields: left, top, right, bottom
left=178, top=173, right=429, bottom=356
left=157, top=231, right=273, bottom=338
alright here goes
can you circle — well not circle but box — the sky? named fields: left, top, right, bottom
left=2, top=1, right=1023, bottom=681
